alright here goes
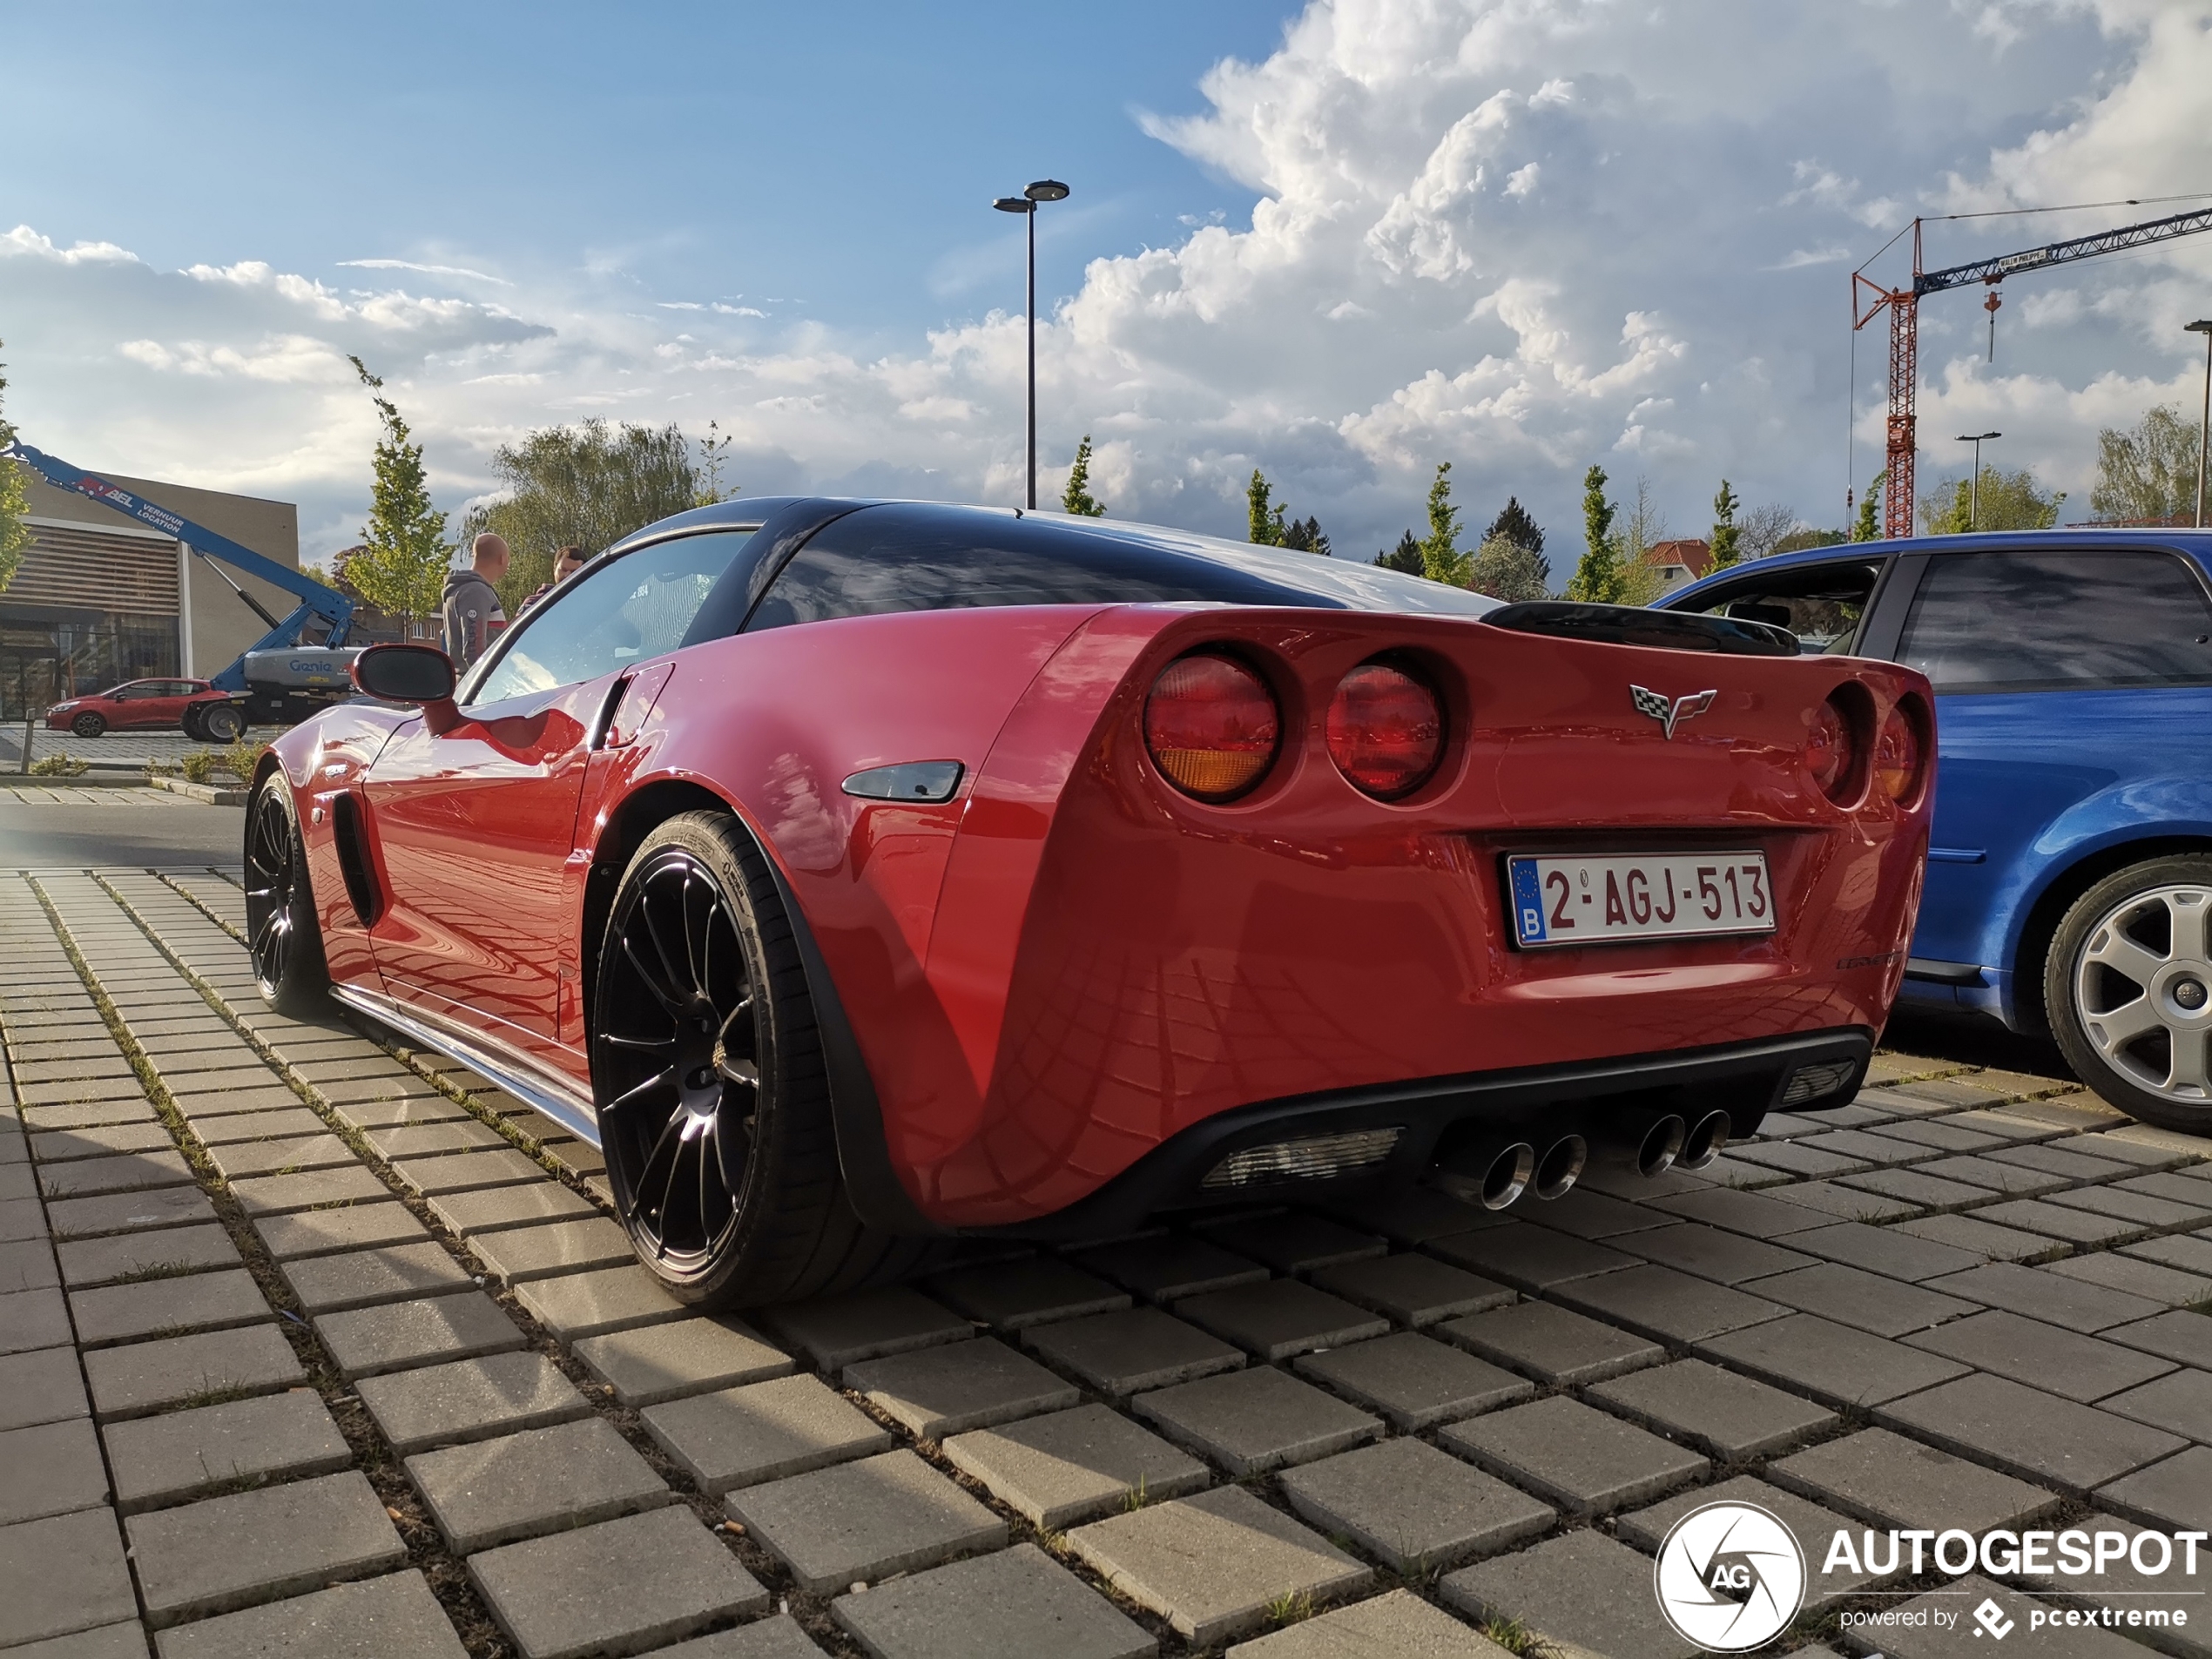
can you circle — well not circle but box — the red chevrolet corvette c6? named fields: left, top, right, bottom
left=246, top=498, right=1933, bottom=1306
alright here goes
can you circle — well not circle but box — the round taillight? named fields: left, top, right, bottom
left=1143, top=652, right=1281, bottom=801
left=1804, top=696, right=1858, bottom=804
left=1875, top=702, right=1925, bottom=803
left=1327, top=662, right=1444, bottom=799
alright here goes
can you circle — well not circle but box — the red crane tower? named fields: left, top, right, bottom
left=1851, top=205, right=2212, bottom=537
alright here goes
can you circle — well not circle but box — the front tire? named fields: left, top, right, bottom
left=71, top=712, right=105, bottom=738
left=2047, top=855, right=2212, bottom=1133
left=245, top=778, right=330, bottom=1016
left=593, top=812, right=917, bottom=1308
left=201, top=704, right=246, bottom=742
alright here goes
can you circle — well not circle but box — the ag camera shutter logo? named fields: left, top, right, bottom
left=1654, top=1501, right=1806, bottom=1651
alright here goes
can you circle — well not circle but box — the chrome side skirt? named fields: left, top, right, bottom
left=329, top=983, right=602, bottom=1149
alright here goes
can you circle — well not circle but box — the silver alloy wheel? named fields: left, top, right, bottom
left=2073, top=883, right=2212, bottom=1103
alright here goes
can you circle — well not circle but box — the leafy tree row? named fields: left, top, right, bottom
left=334, top=362, right=740, bottom=627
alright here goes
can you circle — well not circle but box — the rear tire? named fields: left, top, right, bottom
left=592, top=812, right=922, bottom=1308
left=71, top=712, right=105, bottom=738
left=201, top=704, right=245, bottom=742
left=245, top=777, right=330, bottom=1016
left=2046, top=854, right=2212, bottom=1134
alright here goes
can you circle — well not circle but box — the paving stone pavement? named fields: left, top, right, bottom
left=4, top=866, right=2212, bottom=1656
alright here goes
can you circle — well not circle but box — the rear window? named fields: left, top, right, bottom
left=1898, top=550, right=2212, bottom=692
left=744, top=504, right=1500, bottom=632
left=1670, top=560, right=1882, bottom=655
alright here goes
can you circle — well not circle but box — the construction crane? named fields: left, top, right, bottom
left=1851, top=204, right=2212, bottom=537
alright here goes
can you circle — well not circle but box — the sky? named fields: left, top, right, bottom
left=6, top=0, right=2212, bottom=572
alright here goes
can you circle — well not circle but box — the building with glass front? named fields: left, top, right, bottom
left=1, top=469, right=302, bottom=720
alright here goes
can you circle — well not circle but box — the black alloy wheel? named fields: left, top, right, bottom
left=244, top=777, right=329, bottom=1015
left=71, top=711, right=105, bottom=738
left=592, top=812, right=921, bottom=1308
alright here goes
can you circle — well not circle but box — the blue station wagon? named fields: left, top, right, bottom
left=1665, top=531, right=2212, bottom=1135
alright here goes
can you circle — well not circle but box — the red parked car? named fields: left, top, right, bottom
left=246, top=499, right=1933, bottom=1307
left=47, top=678, right=243, bottom=739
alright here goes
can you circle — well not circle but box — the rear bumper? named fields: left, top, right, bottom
left=971, top=1026, right=1873, bottom=1241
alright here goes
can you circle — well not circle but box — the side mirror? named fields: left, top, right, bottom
left=351, top=644, right=461, bottom=733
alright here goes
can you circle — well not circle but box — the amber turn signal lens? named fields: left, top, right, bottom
left=1875, top=702, right=1925, bottom=803
left=1804, top=696, right=1858, bottom=803
left=1144, top=652, right=1281, bottom=801
left=1327, top=662, right=1444, bottom=799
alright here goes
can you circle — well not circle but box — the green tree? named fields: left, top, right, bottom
left=1279, top=515, right=1331, bottom=556
left=464, top=420, right=703, bottom=610
left=1247, top=469, right=1286, bottom=545
left=1420, top=462, right=1470, bottom=586
left=1851, top=471, right=1885, bottom=542
left=0, top=341, right=25, bottom=597
left=1920, top=466, right=2064, bottom=534
left=694, top=419, right=738, bottom=508
left=1565, top=464, right=1623, bottom=603
left=1062, top=435, right=1106, bottom=517
left=1482, top=496, right=1545, bottom=557
left=2092, top=405, right=2202, bottom=523
left=1373, top=530, right=1425, bottom=574
left=1773, top=527, right=1848, bottom=555
left=1466, top=534, right=1549, bottom=600
left=1709, top=479, right=1742, bottom=570
left=344, top=358, right=452, bottom=636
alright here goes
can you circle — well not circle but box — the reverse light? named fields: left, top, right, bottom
left=1143, top=652, right=1281, bottom=802
left=1327, top=661, right=1445, bottom=799
left=1875, top=700, right=1928, bottom=805
left=1804, top=695, right=1861, bottom=805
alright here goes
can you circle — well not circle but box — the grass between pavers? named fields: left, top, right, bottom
left=94, top=864, right=2212, bottom=1655
left=139, top=871, right=589, bottom=1190
left=24, top=876, right=516, bottom=1659
left=83, top=873, right=901, bottom=1659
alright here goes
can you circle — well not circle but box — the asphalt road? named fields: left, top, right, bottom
left=0, top=788, right=245, bottom=869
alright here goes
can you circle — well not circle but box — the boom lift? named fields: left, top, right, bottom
left=1851, top=205, right=2212, bottom=537
left=3, top=442, right=363, bottom=735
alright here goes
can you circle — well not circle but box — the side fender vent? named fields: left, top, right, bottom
left=330, top=792, right=382, bottom=927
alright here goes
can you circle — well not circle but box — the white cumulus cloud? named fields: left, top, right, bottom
left=5, top=1, right=2211, bottom=563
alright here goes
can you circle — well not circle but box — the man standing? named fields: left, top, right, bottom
left=442, top=533, right=509, bottom=670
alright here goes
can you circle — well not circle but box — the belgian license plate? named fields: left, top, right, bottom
left=1507, top=852, right=1774, bottom=948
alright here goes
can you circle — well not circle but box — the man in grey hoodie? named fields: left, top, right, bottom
left=442, top=533, right=509, bottom=670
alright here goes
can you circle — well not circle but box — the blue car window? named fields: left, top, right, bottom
left=462, top=530, right=754, bottom=705
left=1898, top=550, right=2212, bottom=693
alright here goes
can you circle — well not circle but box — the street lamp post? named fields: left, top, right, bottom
left=1955, top=431, right=2001, bottom=529
left=992, top=179, right=1070, bottom=510
left=2187, top=321, right=2212, bottom=529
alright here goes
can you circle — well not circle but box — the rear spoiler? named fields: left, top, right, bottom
left=1481, top=602, right=1797, bottom=657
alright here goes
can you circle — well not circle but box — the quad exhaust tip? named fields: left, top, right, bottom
left=1678, top=1109, right=1732, bottom=1170
left=1480, top=1143, right=1536, bottom=1210
left=1533, top=1135, right=1587, bottom=1201
left=1638, top=1115, right=1687, bottom=1178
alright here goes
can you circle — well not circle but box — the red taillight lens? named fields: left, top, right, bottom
left=1875, top=703, right=1925, bottom=803
left=1327, top=662, right=1444, bottom=799
left=1144, top=652, right=1281, bottom=801
left=1804, top=696, right=1858, bottom=803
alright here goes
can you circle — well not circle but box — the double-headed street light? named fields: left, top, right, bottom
left=2187, top=320, right=2212, bottom=529
left=1955, top=431, right=2001, bottom=529
left=993, top=179, right=1070, bottom=509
